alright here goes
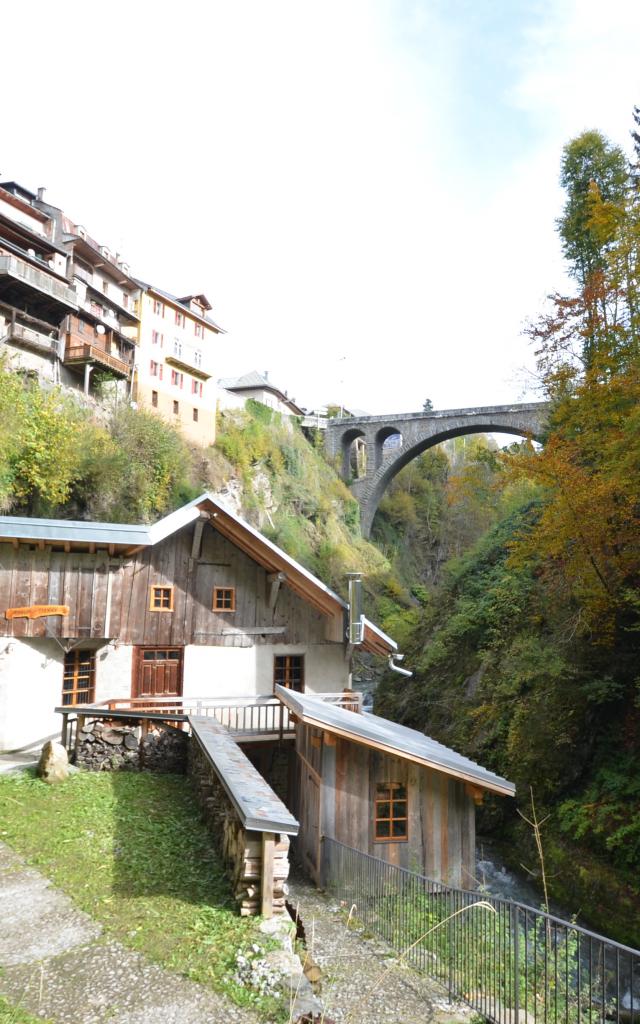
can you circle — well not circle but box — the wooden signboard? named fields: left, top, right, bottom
left=5, top=605, right=69, bottom=620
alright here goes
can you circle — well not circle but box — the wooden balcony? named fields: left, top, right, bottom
left=0, top=254, right=77, bottom=311
left=63, top=339, right=133, bottom=378
left=56, top=691, right=364, bottom=746
left=2, top=322, right=58, bottom=355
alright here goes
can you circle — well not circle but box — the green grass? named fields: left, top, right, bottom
left=0, top=770, right=283, bottom=1020
left=0, top=995, right=51, bottom=1024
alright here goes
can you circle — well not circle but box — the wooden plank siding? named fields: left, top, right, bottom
left=0, top=524, right=336, bottom=647
left=295, top=723, right=477, bottom=888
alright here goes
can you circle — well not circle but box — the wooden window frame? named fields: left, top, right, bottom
left=173, top=400, right=179, bottom=415
left=62, top=649, right=96, bottom=706
left=149, top=585, right=174, bottom=612
left=273, top=654, right=305, bottom=693
left=193, top=407, right=199, bottom=422
left=151, top=390, right=158, bottom=408
left=374, top=782, right=408, bottom=843
left=213, top=586, right=235, bottom=612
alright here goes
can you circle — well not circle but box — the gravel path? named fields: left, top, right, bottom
left=0, top=842, right=258, bottom=1024
left=289, top=874, right=472, bottom=1024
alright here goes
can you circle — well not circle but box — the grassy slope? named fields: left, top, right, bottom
left=0, top=770, right=283, bottom=1020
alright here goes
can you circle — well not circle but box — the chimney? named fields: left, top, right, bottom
left=264, top=370, right=269, bottom=381
left=37, top=187, right=46, bottom=202
left=346, top=573, right=364, bottom=645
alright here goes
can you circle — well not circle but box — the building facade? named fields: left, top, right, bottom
left=0, top=494, right=395, bottom=752
left=218, top=371, right=304, bottom=417
left=135, top=288, right=223, bottom=445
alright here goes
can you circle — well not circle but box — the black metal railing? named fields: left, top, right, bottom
left=322, top=837, right=640, bottom=1024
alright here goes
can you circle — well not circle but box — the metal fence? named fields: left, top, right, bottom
left=322, top=837, right=640, bottom=1024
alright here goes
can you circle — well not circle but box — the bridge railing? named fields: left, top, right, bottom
left=322, top=837, right=640, bottom=1024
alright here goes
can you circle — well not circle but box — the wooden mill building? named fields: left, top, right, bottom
left=0, top=493, right=515, bottom=888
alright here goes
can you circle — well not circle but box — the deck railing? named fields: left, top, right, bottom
left=57, top=691, right=363, bottom=746
left=322, top=837, right=640, bottom=1024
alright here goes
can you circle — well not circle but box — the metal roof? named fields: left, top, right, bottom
left=0, top=494, right=398, bottom=656
left=217, top=371, right=305, bottom=415
left=190, top=716, right=299, bottom=835
left=276, top=687, right=515, bottom=797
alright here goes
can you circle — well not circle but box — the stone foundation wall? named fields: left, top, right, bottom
left=75, top=719, right=188, bottom=773
left=189, top=739, right=290, bottom=916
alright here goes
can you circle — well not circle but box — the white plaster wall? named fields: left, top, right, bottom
left=0, top=639, right=64, bottom=752
left=183, top=645, right=258, bottom=699
left=256, top=643, right=348, bottom=694
left=94, top=644, right=133, bottom=703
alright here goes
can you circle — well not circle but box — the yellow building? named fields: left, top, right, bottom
left=134, top=287, right=223, bottom=446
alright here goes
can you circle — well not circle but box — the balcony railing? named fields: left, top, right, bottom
left=2, top=322, right=58, bottom=354
left=0, top=254, right=77, bottom=309
left=63, top=341, right=133, bottom=378
left=56, top=691, right=364, bottom=747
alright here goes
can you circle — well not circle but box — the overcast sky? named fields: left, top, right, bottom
left=4, top=1, right=640, bottom=414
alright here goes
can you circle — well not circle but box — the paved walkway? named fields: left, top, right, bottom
left=0, top=843, right=258, bottom=1024
left=288, top=874, right=472, bottom=1024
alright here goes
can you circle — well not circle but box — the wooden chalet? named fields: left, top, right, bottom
left=0, top=493, right=515, bottom=892
left=0, top=493, right=395, bottom=753
left=277, top=686, right=515, bottom=888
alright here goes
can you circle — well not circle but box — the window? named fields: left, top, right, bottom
left=150, top=360, right=159, bottom=376
left=213, top=586, right=235, bottom=611
left=374, top=783, right=408, bottom=842
left=195, top=323, right=202, bottom=338
left=152, top=330, right=160, bottom=345
left=151, top=390, right=158, bottom=408
left=173, top=339, right=182, bottom=357
left=194, top=350, right=202, bottom=367
left=191, top=378, right=203, bottom=397
left=122, top=293, right=129, bottom=309
left=102, top=280, right=109, bottom=296
left=175, top=310, right=185, bottom=327
left=274, top=655, right=304, bottom=692
left=193, top=407, right=199, bottom=422
left=62, top=650, right=95, bottom=705
left=173, top=400, right=179, bottom=415
left=171, top=369, right=184, bottom=388
left=149, top=585, right=173, bottom=611
left=153, top=299, right=164, bottom=316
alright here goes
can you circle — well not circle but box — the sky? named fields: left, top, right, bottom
left=3, top=0, right=640, bottom=415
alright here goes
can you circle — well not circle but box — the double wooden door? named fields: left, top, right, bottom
left=133, top=647, right=183, bottom=699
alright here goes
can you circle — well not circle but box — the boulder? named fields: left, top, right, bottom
left=37, top=741, right=69, bottom=784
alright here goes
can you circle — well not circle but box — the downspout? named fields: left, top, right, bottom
left=388, top=654, right=413, bottom=678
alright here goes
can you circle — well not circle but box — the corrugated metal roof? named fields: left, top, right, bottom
left=190, top=716, right=299, bottom=834
left=276, top=687, right=515, bottom=796
left=0, top=515, right=150, bottom=546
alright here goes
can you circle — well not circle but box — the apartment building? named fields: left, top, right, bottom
left=39, top=202, right=140, bottom=395
left=0, top=182, right=76, bottom=381
left=135, top=286, right=224, bottom=445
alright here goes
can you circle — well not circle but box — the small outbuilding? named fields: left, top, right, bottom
left=277, top=686, right=515, bottom=889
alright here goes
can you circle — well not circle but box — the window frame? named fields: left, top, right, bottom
left=374, top=782, right=408, bottom=843
left=273, top=654, right=305, bottom=693
left=213, top=586, right=236, bottom=612
left=62, top=649, right=96, bottom=706
left=149, top=585, right=174, bottom=612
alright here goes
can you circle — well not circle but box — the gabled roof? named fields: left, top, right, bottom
left=276, top=687, right=515, bottom=797
left=218, top=371, right=305, bottom=416
left=0, top=494, right=397, bottom=657
left=138, top=281, right=225, bottom=333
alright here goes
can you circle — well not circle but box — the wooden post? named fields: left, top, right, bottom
left=261, top=831, right=275, bottom=918
left=61, top=713, right=68, bottom=749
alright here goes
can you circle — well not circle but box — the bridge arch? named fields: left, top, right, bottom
left=340, top=426, right=367, bottom=480
left=375, top=426, right=403, bottom=470
left=361, top=421, right=542, bottom=538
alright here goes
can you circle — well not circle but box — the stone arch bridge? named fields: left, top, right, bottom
left=324, top=403, right=548, bottom=537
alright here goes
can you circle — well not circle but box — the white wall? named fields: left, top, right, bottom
left=94, top=643, right=133, bottom=703
left=184, top=642, right=348, bottom=699
left=0, top=639, right=64, bottom=752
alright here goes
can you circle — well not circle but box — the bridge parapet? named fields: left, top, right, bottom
left=324, top=402, right=548, bottom=536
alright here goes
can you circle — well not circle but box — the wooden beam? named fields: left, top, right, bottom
left=261, top=831, right=275, bottom=919
left=465, top=783, right=484, bottom=805
left=323, top=731, right=336, bottom=747
left=221, top=626, right=286, bottom=636
left=191, top=512, right=210, bottom=560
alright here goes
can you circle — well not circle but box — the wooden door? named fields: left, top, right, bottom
left=133, top=647, right=183, bottom=700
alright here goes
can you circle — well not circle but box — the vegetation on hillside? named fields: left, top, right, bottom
left=376, top=113, right=640, bottom=945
